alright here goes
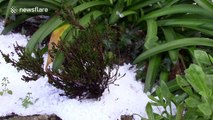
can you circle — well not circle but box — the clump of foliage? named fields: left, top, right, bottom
left=0, top=77, right=13, bottom=96
left=47, top=24, right=120, bottom=99
left=143, top=50, right=213, bottom=120
left=0, top=44, right=46, bottom=81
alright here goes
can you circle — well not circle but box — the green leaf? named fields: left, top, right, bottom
left=144, top=55, right=161, bottom=92
left=144, top=19, right=158, bottom=50
left=160, top=80, right=173, bottom=101
left=79, top=10, right=103, bottom=27
left=185, top=64, right=211, bottom=97
left=185, top=96, right=200, bottom=108
left=194, top=50, right=213, bottom=66
left=52, top=52, right=65, bottom=71
left=13, top=0, right=59, bottom=10
left=109, top=0, right=124, bottom=24
left=198, top=103, right=212, bottom=116
left=0, top=91, right=3, bottom=96
left=73, top=1, right=110, bottom=14
left=194, top=0, right=213, bottom=15
left=175, top=103, right=184, bottom=120
left=138, top=4, right=213, bottom=22
left=162, top=27, right=179, bottom=64
left=146, top=102, right=155, bottom=120
left=133, top=38, right=213, bottom=64
left=5, top=0, right=15, bottom=21
left=158, top=19, right=213, bottom=31
left=176, top=75, right=194, bottom=96
left=127, top=0, right=162, bottom=10
left=26, top=15, right=64, bottom=53
left=7, top=90, right=12, bottom=94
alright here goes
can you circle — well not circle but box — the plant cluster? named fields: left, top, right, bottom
left=0, top=77, right=12, bottom=96
left=143, top=50, right=213, bottom=120
left=20, top=92, right=33, bottom=108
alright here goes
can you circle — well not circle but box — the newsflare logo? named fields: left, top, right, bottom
left=10, top=6, right=48, bottom=14
left=10, top=6, right=18, bottom=14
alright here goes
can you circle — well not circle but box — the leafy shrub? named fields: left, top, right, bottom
left=46, top=24, right=120, bottom=99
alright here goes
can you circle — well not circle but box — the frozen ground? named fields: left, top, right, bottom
left=0, top=20, right=151, bottom=120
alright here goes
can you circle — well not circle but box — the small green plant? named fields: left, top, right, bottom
left=20, top=92, right=34, bottom=108
left=0, top=77, right=13, bottom=96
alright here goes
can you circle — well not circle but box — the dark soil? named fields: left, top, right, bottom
left=0, top=113, right=62, bottom=120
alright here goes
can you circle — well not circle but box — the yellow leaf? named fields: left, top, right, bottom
left=46, top=24, right=70, bottom=71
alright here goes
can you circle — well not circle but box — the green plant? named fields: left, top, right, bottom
left=0, top=77, right=13, bottom=96
left=20, top=92, right=36, bottom=108
left=133, top=0, right=213, bottom=92
left=143, top=50, right=213, bottom=120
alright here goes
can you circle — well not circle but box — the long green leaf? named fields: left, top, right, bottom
left=127, top=0, right=162, bottom=10
left=13, top=0, right=59, bottom=10
left=186, top=26, right=213, bottom=36
left=138, top=4, right=213, bottom=22
left=162, top=27, right=179, bottom=64
left=144, top=55, right=161, bottom=92
left=158, top=19, right=213, bottom=30
left=5, top=0, right=15, bottom=21
left=144, top=19, right=158, bottom=49
left=109, top=0, right=124, bottom=24
left=194, top=0, right=213, bottom=14
left=26, top=16, right=64, bottom=53
left=134, top=38, right=213, bottom=63
left=73, top=1, right=110, bottom=14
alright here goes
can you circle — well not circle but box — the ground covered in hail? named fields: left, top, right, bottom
left=0, top=20, right=153, bottom=120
